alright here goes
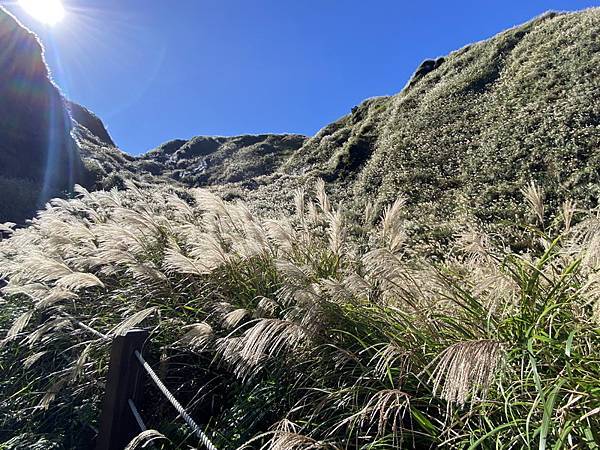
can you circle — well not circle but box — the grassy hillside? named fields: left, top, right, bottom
left=50, top=9, right=600, bottom=236
left=241, top=10, right=599, bottom=234
left=2, top=8, right=599, bottom=230
left=140, top=134, right=307, bottom=187
left=121, top=9, right=598, bottom=250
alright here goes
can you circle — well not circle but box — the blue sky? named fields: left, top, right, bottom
left=4, top=0, right=599, bottom=154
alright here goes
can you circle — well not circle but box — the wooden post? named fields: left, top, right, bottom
left=96, top=329, right=149, bottom=450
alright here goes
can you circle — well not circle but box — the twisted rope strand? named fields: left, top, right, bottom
left=135, top=350, right=218, bottom=450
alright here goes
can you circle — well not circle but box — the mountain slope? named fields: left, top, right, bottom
left=275, top=9, right=600, bottom=230
left=0, top=7, right=87, bottom=223
left=139, top=133, right=306, bottom=187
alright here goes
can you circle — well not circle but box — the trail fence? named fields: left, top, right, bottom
left=64, top=315, right=218, bottom=450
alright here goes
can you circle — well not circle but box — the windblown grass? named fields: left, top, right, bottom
left=0, top=181, right=599, bottom=448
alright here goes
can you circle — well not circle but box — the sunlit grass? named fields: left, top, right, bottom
left=0, top=180, right=599, bottom=448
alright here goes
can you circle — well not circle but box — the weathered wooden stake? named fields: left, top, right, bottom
left=96, top=329, right=149, bottom=450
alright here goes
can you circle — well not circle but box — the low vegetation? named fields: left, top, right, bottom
left=1, top=181, right=599, bottom=448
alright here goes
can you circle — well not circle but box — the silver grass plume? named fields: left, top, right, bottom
left=315, top=179, right=331, bottom=214
left=223, top=308, right=250, bottom=329
left=178, top=322, right=213, bottom=350
left=25, top=318, right=71, bottom=347
left=128, top=263, right=168, bottom=284
left=240, top=425, right=337, bottom=450
left=369, top=343, right=412, bottom=382
left=218, top=319, right=307, bottom=379
left=124, top=430, right=168, bottom=450
left=522, top=181, right=545, bottom=226
left=294, top=187, right=307, bottom=217
left=0, top=222, right=15, bottom=236
left=326, top=207, right=346, bottom=256
left=381, top=196, right=407, bottom=253
left=38, top=378, right=68, bottom=410
left=430, top=339, right=504, bottom=406
left=3, top=310, right=34, bottom=343
left=238, top=318, right=306, bottom=366
left=55, top=272, right=104, bottom=291
left=363, top=201, right=377, bottom=225
left=256, top=296, right=279, bottom=317
left=25, top=255, right=74, bottom=283
left=23, top=351, right=48, bottom=369
left=163, top=248, right=208, bottom=277
left=35, top=287, right=78, bottom=310
left=361, top=389, right=411, bottom=439
left=110, top=307, right=156, bottom=336
left=457, top=229, right=494, bottom=264
left=562, top=199, right=576, bottom=233
left=258, top=432, right=334, bottom=450
left=187, top=233, right=231, bottom=271
left=265, top=220, right=296, bottom=254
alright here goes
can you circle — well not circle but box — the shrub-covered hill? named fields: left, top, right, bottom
left=277, top=9, right=600, bottom=222
left=1, top=6, right=600, bottom=449
left=96, top=8, right=598, bottom=241
left=3, top=6, right=599, bottom=236
left=139, top=133, right=307, bottom=187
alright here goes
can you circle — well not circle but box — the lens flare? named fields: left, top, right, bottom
left=19, top=0, right=66, bottom=26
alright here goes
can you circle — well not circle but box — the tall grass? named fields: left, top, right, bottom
left=0, top=181, right=599, bottom=449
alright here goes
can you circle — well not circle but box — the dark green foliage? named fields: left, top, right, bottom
left=0, top=176, right=53, bottom=223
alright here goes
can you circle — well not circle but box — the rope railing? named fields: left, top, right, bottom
left=135, top=350, right=218, bottom=450
left=64, top=315, right=219, bottom=450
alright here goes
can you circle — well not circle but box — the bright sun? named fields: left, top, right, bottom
left=19, top=0, right=66, bottom=26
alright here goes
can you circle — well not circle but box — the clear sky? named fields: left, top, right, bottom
left=3, top=0, right=599, bottom=154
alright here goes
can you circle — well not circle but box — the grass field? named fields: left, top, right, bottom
left=1, top=181, right=599, bottom=448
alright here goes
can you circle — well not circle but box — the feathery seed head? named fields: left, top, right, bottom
left=430, top=339, right=504, bottom=406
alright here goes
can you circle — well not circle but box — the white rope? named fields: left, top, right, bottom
left=134, top=350, right=218, bottom=450
left=61, top=312, right=109, bottom=340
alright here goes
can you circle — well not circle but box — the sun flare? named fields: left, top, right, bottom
left=19, top=0, right=65, bottom=26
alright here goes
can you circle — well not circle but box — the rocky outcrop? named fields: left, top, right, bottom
left=67, top=101, right=115, bottom=147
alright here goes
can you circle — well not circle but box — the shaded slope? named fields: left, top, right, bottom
left=0, top=7, right=86, bottom=223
